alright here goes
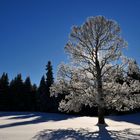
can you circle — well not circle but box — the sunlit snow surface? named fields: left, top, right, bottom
left=0, top=112, right=140, bottom=140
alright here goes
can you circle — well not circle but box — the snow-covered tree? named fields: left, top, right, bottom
left=50, top=16, right=140, bottom=124
left=127, top=59, right=140, bottom=81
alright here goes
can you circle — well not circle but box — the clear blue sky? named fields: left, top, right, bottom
left=0, top=0, right=140, bottom=85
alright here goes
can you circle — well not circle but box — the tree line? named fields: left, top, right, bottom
left=0, top=61, right=60, bottom=112
left=0, top=60, right=140, bottom=116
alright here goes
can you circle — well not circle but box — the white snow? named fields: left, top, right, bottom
left=0, top=112, right=140, bottom=140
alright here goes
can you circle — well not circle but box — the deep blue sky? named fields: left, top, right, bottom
left=0, top=0, right=140, bottom=85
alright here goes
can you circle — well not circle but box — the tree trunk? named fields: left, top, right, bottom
left=96, top=66, right=105, bottom=124
left=98, top=105, right=105, bottom=124
left=95, top=52, right=105, bottom=124
left=97, top=83, right=105, bottom=124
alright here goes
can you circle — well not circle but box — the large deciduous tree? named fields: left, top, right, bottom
left=51, top=16, right=139, bottom=124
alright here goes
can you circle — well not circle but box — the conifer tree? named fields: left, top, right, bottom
left=0, top=73, right=9, bottom=92
left=46, top=61, right=54, bottom=91
left=24, top=76, right=32, bottom=91
left=0, top=73, right=10, bottom=110
left=37, top=75, right=47, bottom=111
left=10, top=74, right=24, bottom=110
left=45, top=61, right=56, bottom=112
left=23, top=76, right=33, bottom=110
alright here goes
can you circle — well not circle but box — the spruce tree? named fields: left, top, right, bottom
left=37, top=75, right=47, bottom=111
left=24, top=76, right=32, bottom=91
left=0, top=73, right=10, bottom=110
left=46, top=61, right=54, bottom=90
left=45, top=61, right=56, bottom=112
left=0, top=73, right=9, bottom=92
left=32, top=83, right=38, bottom=111
left=23, top=76, right=33, bottom=110
left=37, top=61, right=55, bottom=112
left=10, top=74, right=24, bottom=110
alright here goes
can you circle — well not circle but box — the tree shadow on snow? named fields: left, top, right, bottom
left=107, top=113, right=140, bottom=125
left=0, top=112, right=76, bottom=129
left=32, top=125, right=140, bottom=140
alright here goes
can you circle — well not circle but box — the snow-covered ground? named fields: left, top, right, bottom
left=0, top=112, right=140, bottom=140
